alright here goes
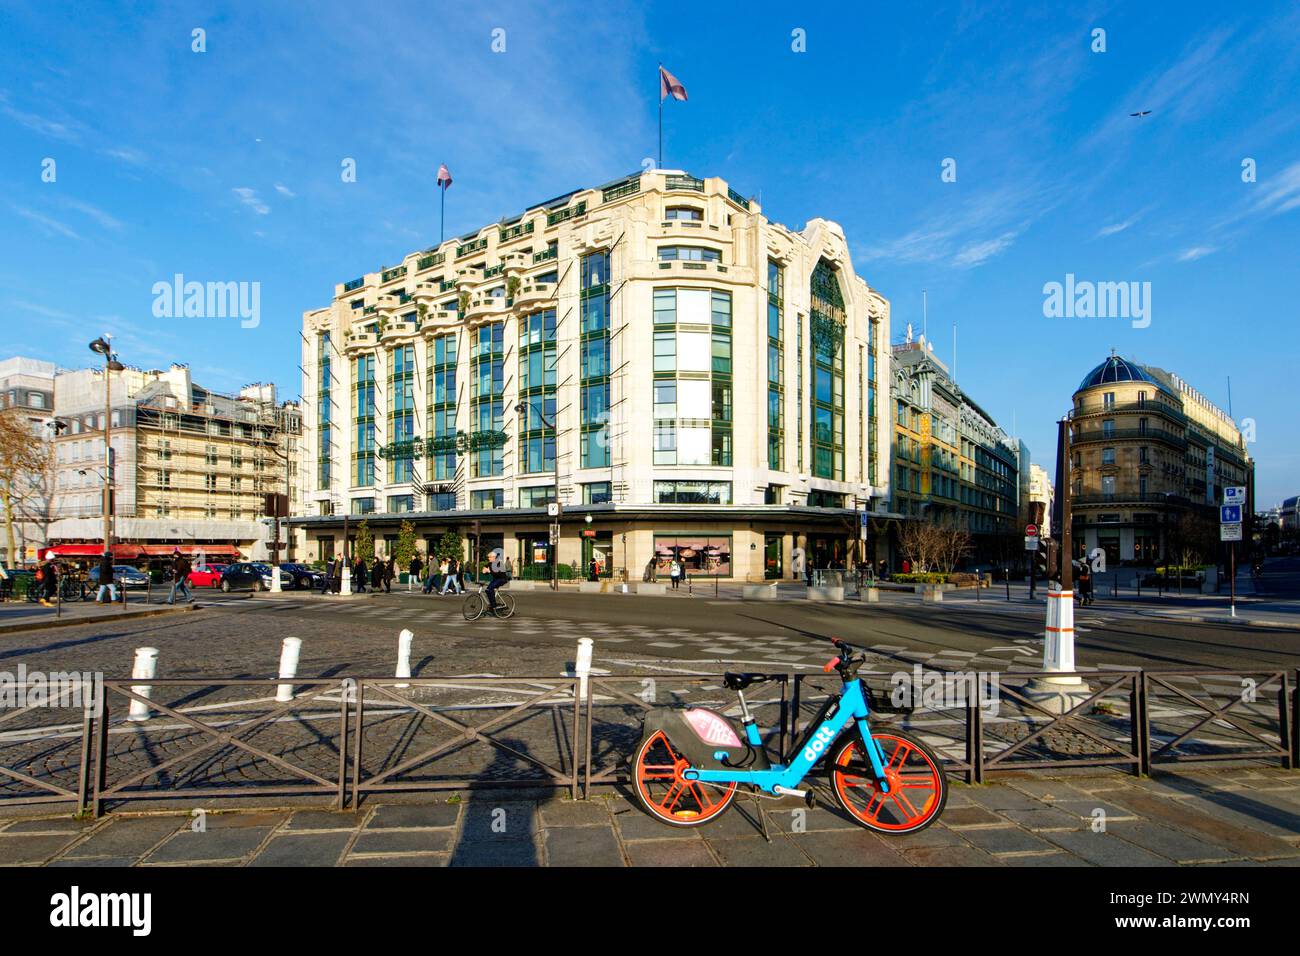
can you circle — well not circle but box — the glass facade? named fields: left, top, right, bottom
left=767, top=260, right=784, bottom=470
left=809, top=260, right=845, bottom=480
left=352, top=353, right=376, bottom=487
left=317, top=334, right=332, bottom=490
left=427, top=333, right=458, bottom=481
left=580, top=251, right=611, bottom=468
left=649, top=287, right=730, bottom=466
left=388, top=345, right=415, bottom=484
left=470, top=322, right=504, bottom=477
left=518, top=308, right=557, bottom=473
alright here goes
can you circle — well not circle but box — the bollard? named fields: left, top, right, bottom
left=340, top=565, right=352, bottom=596
left=276, top=637, right=302, bottom=703
left=1005, top=569, right=1011, bottom=602
left=395, top=628, right=413, bottom=689
left=127, top=647, right=159, bottom=721
left=574, top=637, right=594, bottom=701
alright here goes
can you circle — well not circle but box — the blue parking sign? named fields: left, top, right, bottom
left=1220, top=504, right=1242, bottom=524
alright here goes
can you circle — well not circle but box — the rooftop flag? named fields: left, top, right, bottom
left=437, top=164, right=453, bottom=189
left=659, top=65, right=687, bottom=102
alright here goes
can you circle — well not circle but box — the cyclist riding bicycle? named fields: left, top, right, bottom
left=484, top=550, right=510, bottom=609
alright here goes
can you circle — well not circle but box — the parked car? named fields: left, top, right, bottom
left=188, top=563, right=228, bottom=588
left=221, top=562, right=291, bottom=592
left=251, top=563, right=294, bottom=590
left=88, top=565, right=150, bottom=589
left=279, top=563, right=323, bottom=590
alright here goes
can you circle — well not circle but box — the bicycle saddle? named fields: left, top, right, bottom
left=723, top=672, right=771, bottom=691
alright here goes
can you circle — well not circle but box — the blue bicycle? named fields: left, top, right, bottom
left=632, top=639, right=948, bottom=833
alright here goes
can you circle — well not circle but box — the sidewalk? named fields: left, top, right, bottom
left=3, top=766, right=1297, bottom=867
left=0, top=597, right=199, bottom=634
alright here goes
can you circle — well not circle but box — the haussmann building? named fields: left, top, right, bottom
left=292, top=170, right=891, bottom=582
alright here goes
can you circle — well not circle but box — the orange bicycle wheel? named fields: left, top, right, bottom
left=830, top=730, right=947, bottom=833
left=632, top=730, right=737, bottom=827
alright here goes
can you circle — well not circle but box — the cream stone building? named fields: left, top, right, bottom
left=293, top=170, right=891, bottom=582
left=1070, top=354, right=1252, bottom=564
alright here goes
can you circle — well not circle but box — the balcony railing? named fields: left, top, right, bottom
left=726, top=186, right=749, bottom=209
left=1073, top=427, right=1185, bottom=447
left=499, top=221, right=534, bottom=242
left=381, top=266, right=407, bottom=283
left=1073, top=492, right=1191, bottom=506
left=665, top=174, right=704, bottom=192
left=602, top=176, right=641, bottom=203
left=416, top=252, right=445, bottom=271
left=456, top=237, right=489, bottom=257
left=532, top=246, right=558, bottom=264
left=1074, top=400, right=1185, bottom=422
left=483, top=264, right=504, bottom=279
left=342, top=277, right=365, bottom=293
left=546, top=201, right=586, bottom=226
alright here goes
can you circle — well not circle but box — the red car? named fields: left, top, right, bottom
left=188, top=563, right=228, bottom=588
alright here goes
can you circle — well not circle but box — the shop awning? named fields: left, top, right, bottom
left=41, top=543, right=243, bottom=560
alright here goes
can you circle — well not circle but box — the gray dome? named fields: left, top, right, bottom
left=1077, top=355, right=1170, bottom=394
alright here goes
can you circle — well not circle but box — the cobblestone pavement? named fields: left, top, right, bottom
left=2, top=766, right=1298, bottom=867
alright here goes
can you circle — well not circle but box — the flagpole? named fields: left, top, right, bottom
left=440, top=184, right=445, bottom=244
left=657, top=62, right=663, bottom=169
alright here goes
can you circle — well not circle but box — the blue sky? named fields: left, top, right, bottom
left=2, top=1, right=1297, bottom=504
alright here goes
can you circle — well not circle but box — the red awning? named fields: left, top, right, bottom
left=41, top=543, right=243, bottom=559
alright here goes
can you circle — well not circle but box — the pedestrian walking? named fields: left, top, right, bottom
left=440, top=556, right=463, bottom=594
left=167, top=549, right=192, bottom=604
left=383, top=557, right=395, bottom=593
left=94, top=551, right=118, bottom=604
left=36, top=557, right=59, bottom=606
left=409, top=554, right=423, bottom=592
left=352, top=557, right=367, bottom=593
left=669, top=558, right=681, bottom=590
left=319, top=558, right=334, bottom=595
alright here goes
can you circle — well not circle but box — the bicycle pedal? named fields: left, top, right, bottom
left=805, top=790, right=817, bottom=810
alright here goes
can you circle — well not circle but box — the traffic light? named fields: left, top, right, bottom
left=1033, top=539, right=1059, bottom=584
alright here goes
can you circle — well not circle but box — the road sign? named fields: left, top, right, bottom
left=1024, top=536, right=1039, bottom=551
left=1220, top=504, right=1242, bottom=524
left=1220, top=523, right=1242, bottom=542
left=1025, top=524, right=1038, bottom=538
left=1223, top=486, right=1247, bottom=508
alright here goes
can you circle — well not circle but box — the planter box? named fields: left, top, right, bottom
left=806, top=585, right=845, bottom=602
left=742, top=584, right=778, bottom=601
left=635, top=582, right=667, bottom=595
left=921, top=586, right=944, bottom=603
left=578, top=581, right=604, bottom=593
left=507, top=580, right=535, bottom=591
left=859, top=587, right=880, bottom=603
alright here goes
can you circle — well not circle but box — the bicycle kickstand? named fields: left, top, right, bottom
left=751, top=793, right=772, bottom=844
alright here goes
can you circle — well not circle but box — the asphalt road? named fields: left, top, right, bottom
left=1, top=581, right=1296, bottom=681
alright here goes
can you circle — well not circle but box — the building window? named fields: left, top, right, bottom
left=519, top=308, right=558, bottom=473
left=519, top=485, right=555, bottom=508
left=583, top=481, right=612, bottom=504
left=351, top=497, right=375, bottom=515
left=352, top=353, right=376, bottom=486
left=807, top=490, right=845, bottom=508
left=652, top=534, right=732, bottom=577
left=657, top=245, right=720, bottom=262
left=1102, top=447, right=1116, bottom=465
left=470, top=323, right=505, bottom=477
left=427, top=333, right=458, bottom=480
left=653, top=480, right=732, bottom=504
left=470, top=488, right=504, bottom=510
left=388, top=345, right=416, bottom=484
left=664, top=206, right=703, bottom=221
left=580, top=251, right=611, bottom=468
left=387, top=494, right=414, bottom=513
left=427, top=491, right=456, bottom=511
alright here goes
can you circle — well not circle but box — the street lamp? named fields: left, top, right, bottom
left=89, top=337, right=125, bottom=561
left=516, top=399, right=560, bottom=590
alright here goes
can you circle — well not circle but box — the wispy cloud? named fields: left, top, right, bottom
left=1177, top=246, right=1216, bottom=262
left=274, top=183, right=295, bottom=198
left=953, top=231, right=1018, bottom=268
left=1094, top=207, right=1150, bottom=239
left=1249, top=160, right=1300, bottom=217
left=232, top=186, right=270, bottom=215
left=11, top=204, right=81, bottom=240
left=0, top=90, right=82, bottom=142
left=61, top=197, right=123, bottom=231
left=101, top=145, right=148, bottom=166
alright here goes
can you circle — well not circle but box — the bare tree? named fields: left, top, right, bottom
left=899, top=514, right=971, bottom=576
left=0, top=409, right=52, bottom=566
